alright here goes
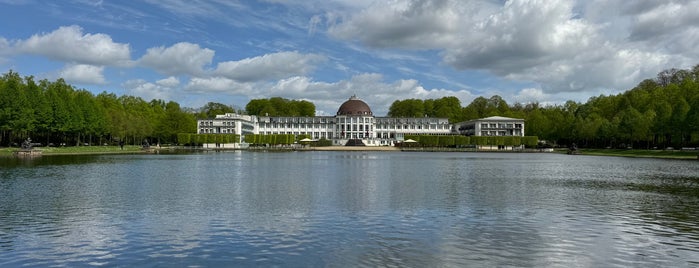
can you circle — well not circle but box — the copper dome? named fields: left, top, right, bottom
left=337, top=95, right=372, bottom=116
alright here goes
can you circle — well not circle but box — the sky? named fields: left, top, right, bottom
left=1, top=0, right=698, bottom=116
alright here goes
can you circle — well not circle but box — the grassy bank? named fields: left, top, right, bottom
left=0, top=145, right=145, bottom=156
left=578, top=149, right=699, bottom=160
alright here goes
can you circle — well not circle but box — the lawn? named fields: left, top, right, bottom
left=1, top=145, right=144, bottom=156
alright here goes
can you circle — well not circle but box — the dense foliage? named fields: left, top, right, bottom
left=0, top=71, right=196, bottom=146
left=392, top=65, right=699, bottom=148
left=244, top=134, right=299, bottom=145
left=196, top=102, right=238, bottom=119
left=3, top=64, right=698, bottom=149
left=245, top=97, right=315, bottom=116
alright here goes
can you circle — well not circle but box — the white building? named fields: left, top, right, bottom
left=196, top=96, right=524, bottom=146
left=454, top=116, right=525, bottom=137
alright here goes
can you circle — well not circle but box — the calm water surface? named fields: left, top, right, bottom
left=1, top=151, right=699, bottom=267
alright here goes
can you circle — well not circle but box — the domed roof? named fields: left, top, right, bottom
left=337, top=95, right=372, bottom=116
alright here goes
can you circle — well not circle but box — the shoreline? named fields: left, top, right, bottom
left=2, top=146, right=697, bottom=160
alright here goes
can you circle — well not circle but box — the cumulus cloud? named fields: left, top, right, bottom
left=139, top=42, right=214, bottom=76
left=0, top=37, right=9, bottom=64
left=156, top=76, right=180, bottom=88
left=326, top=0, right=698, bottom=94
left=214, top=51, right=326, bottom=82
left=444, top=0, right=597, bottom=72
left=0, top=37, right=10, bottom=54
left=264, top=73, right=474, bottom=115
left=629, top=1, right=699, bottom=42
left=184, top=76, right=254, bottom=94
left=328, top=0, right=466, bottom=49
left=15, top=25, right=131, bottom=66
left=176, top=71, right=473, bottom=115
left=122, top=78, right=177, bottom=101
left=513, top=88, right=549, bottom=104
left=58, top=64, right=106, bottom=85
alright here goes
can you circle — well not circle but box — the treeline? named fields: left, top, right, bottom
left=245, top=97, right=315, bottom=116
left=0, top=71, right=200, bottom=146
left=3, top=64, right=698, bottom=149
left=391, top=65, right=699, bottom=148
left=404, top=135, right=539, bottom=148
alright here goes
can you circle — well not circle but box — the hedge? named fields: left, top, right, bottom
left=401, top=135, right=538, bottom=147
left=176, top=133, right=240, bottom=145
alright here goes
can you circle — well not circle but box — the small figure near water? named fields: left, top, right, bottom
left=567, top=143, right=579, bottom=155
left=14, top=137, right=42, bottom=157
left=21, top=137, right=33, bottom=150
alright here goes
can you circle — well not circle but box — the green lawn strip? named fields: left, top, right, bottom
left=1, top=146, right=144, bottom=155
left=579, top=149, right=698, bottom=159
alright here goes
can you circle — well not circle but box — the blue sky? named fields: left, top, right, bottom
left=1, top=0, right=698, bottom=115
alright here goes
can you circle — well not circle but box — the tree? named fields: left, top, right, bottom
left=433, top=96, right=461, bottom=121
left=246, top=99, right=272, bottom=116
left=199, top=102, right=235, bottom=119
left=245, top=97, right=316, bottom=116
left=157, top=101, right=196, bottom=144
left=388, top=99, right=424, bottom=117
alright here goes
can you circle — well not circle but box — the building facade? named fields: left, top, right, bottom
left=197, top=96, right=523, bottom=146
left=454, top=116, right=525, bottom=137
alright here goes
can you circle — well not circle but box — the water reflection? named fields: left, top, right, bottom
left=1, top=152, right=699, bottom=266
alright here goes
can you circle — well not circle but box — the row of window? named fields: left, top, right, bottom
left=259, top=123, right=333, bottom=129
left=480, top=130, right=523, bottom=136
left=479, top=123, right=523, bottom=129
left=375, top=118, right=448, bottom=124
left=200, top=128, right=236, bottom=133
left=200, top=121, right=238, bottom=126
left=260, top=131, right=334, bottom=139
left=265, top=117, right=334, bottom=124
left=375, top=124, right=449, bottom=130
left=337, top=117, right=373, bottom=124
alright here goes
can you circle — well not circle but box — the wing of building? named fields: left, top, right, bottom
left=196, top=96, right=524, bottom=146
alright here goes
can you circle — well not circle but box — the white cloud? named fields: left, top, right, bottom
left=263, top=73, right=474, bottom=116
left=58, top=64, right=106, bottom=84
left=178, top=72, right=473, bottom=115
left=184, top=76, right=254, bottom=94
left=0, top=37, right=9, bottom=64
left=443, top=0, right=597, bottom=73
left=0, top=37, right=10, bottom=54
left=156, top=76, right=180, bottom=88
left=15, top=25, right=131, bottom=66
left=325, top=0, right=698, bottom=95
left=122, top=78, right=176, bottom=101
left=328, top=0, right=466, bottom=49
left=513, top=88, right=549, bottom=104
left=215, top=51, right=326, bottom=82
left=139, top=42, right=214, bottom=76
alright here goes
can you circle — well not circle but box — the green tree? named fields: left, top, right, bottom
left=388, top=99, right=425, bottom=117
left=199, top=102, right=235, bottom=119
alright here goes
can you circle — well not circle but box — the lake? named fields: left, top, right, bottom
left=1, top=151, right=698, bottom=267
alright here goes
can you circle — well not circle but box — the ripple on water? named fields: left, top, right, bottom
left=1, top=152, right=699, bottom=267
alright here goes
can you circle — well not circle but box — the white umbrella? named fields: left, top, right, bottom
left=299, top=138, right=313, bottom=142
left=403, top=139, right=417, bottom=143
